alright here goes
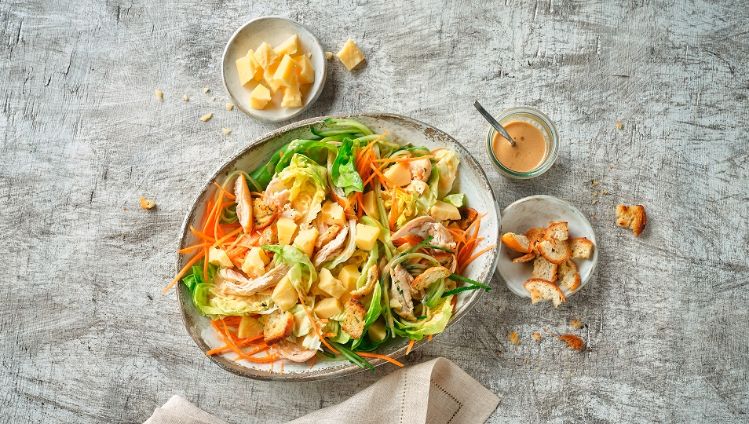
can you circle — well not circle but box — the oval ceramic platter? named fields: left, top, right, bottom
left=176, top=114, right=501, bottom=381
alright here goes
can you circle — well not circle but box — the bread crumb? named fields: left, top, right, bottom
left=531, top=332, right=542, bottom=342
left=569, top=319, right=585, bottom=329
left=324, top=51, right=333, bottom=60
left=225, top=103, right=235, bottom=111
left=615, top=120, right=624, bottom=130
left=508, top=331, right=520, bottom=346
left=139, top=196, right=156, bottom=210
left=182, top=95, right=189, bottom=102
left=591, top=179, right=599, bottom=187
left=591, top=199, right=598, bottom=205
left=154, top=89, right=164, bottom=101
left=559, top=334, right=585, bottom=351
left=222, top=128, right=232, bottom=136
left=616, top=204, right=647, bottom=236
left=202, top=87, right=210, bottom=94
left=199, top=113, right=213, bottom=122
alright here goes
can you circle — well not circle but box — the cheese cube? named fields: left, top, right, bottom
left=293, top=227, right=319, bottom=257
left=238, top=316, right=264, bottom=339
left=367, top=319, right=387, bottom=343
left=249, top=84, right=272, bottom=109
left=263, top=63, right=283, bottom=93
left=272, top=277, right=298, bottom=311
left=281, top=84, right=302, bottom=108
left=362, top=191, right=379, bottom=218
left=236, top=50, right=262, bottom=86
left=383, top=162, right=412, bottom=187
left=241, top=247, right=269, bottom=277
left=429, top=201, right=461, bottom=221
left=355, top=223, right=380, bottom=251
left=277, top=217, right=298, bottom=246
left=338, top=265, right=361, bottom=292
left=208, top=247, right=233, bottom=268
left=336, top=39, right=365, bottom=71
left=321, top=201, right=345, bottom=226
left=293, top=54, right=315, bottom=84
left=318, top=268, right=347, bottom=298
left=273, top=54, right=298, bottom=87
left=274, top=34, right=300, bottom=57
left=253, top=42, right=278, bottom=69
left=314, top=297, right=343, bottom=319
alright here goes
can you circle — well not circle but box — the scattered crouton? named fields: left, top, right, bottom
left=154, top=89, right=164, bottom=101
left=570, top=237, right=594, bottom=259
left=182, top=95, right=189, bottom=102
left=202, top=87, right=210, bottom=94
left=532, top=256, right=558, bottom=282
left=559, top=334, right=585, bottom=351
left=508, top=331, right=520, bottom=345
left=324, top=51, right=334, bottom=60
left=531, top=332, right=543, bottom=342
left=263, top=310, right=294, bottom=344
left=616, top=204, right=647, bottom=236
left=537, top=238, right=571, bottom=265
left=341, top=298, right=366, bottom=339
left=139, top=196, right=156, bottom=210
left=558, top=260, right=581, bottom=294
left=199, top=113, right=213, bottom=122
left=525, top=227, right=545, bottom=252
left=225, top=103, right=235, bottom=111
left=569, top=319, right=585, bottom=329
left=501, top=232, right=531, bottom=253
left=524, top=278, right=566, bottom=307
left=222, top=128, right=232, bottom=136
left=615, top=120, right=623, bottom=130
left=544, top=221, right=569, bottom=241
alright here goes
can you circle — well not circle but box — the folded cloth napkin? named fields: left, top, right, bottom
left=145, top=357, right=499, bottom=424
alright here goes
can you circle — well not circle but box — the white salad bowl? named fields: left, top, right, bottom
left=176, top=114, right=500, bottom=380
left=498, top=195, right=598, bottom=299
left=222, top=16, right=327, bottom=122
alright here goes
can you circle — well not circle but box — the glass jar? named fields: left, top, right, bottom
left=485, top=106, right=559, bottom=179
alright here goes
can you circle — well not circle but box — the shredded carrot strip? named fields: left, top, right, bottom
left=357, top=352, right=404, bottom=367
left=212, top=181, right=236, bottom=200
left=369, top=163, right=391, bottom=188
left=163, top=251, right=205, bottom=294
left=190, top=225, right=215, bottom=242
left=374, top=154, right=433, bottom=164
left=206, top=335, right=264, bottom=356
left=216, top=320, right=279, bottom=363
left=178, top=242, right=210, bottom=254
left=427, top=335, right=433, bottom=342
left=202, top=246, right=209, bottom=281
left=406, top=339, right=415, bottom=356
left=213, top=227, right=243, bottom=249
left=459, top=244, right=495, bottom=273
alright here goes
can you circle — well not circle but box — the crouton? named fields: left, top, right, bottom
left=615, top=204, right=647, bottom=236
left=511, top=252, right=536, bottom=263
left=570, top=237, right=594, bottom=259
left=523, top=278, right=566, bottom=307
left=544, top=221, right=569, bottom=241
left=525, top=227, right=545, bottom=252
left=501, top=232, right=531, bottom=253
left=532, top=256, right=558, bottom=282
left=537, top=238, right=571, bottom=265
left=559, top=334, right=585, bottom=351
left=263, top=310, right=294, bottom=344
left=558, top=260, right=581, bottom=294
left=341, top=297, right=366, bottom=339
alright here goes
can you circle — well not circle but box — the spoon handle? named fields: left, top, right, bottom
left=473, top=101, right=516, bottom=147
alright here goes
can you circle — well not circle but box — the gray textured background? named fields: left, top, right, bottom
left=1, top=0, right=747, bottom=423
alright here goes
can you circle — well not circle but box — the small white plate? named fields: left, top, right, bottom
left=221, top=16, right=327, bottom=123
left=498, top=195, right=598, bottom=298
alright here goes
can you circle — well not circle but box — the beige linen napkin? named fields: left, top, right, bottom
left=145, top=357, right=499, bottom=424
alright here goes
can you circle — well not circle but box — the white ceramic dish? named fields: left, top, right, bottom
left=221, top=16, right=327, bottom=122
left=498, top=195, right=598, bottom=298
left=176, top=114, right=501, bottom=380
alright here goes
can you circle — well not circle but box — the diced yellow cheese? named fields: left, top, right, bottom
left=253, top=42, right=278, bottom=69
left=281, top=84, right=302, bottom=108
left=355, top=223, right=380, bottom=251
left=271, top=277, right=297, bottom=311
left=241, top=247, right=269, bottom=277
left=274, top=34, right=300, bottom=57
left=293, top=54, right=315, bottom=84
left=208, top=247, right=233, bottom=268
left=238, top=316, right=264, bottom=339
left=314, top=297, right=343, bottom=319
left=383, top=162, right=412, bottom=187
left=338, top=265, right=361, bottom=292
left=277, top=217, right=298, bottom=246
left=336, top=39, right=365, bottom=71
left=367, top=319, right=387, bottom=343
left=318, top=268, right=347, bottom=298
left=362, top=191, right=379, bottom=218
left=236, top=53, right=259, bottom=86
left=293, top=227, right=318, bottom=257
left=249, top=84, right=272, bottom=109
left=429, top=200, right=461, bottom=221
left=321, top=201, right=345, bottom=226
left=263, top=63, right=283, bottom=93
left=273, top=54, right=298, bottom=87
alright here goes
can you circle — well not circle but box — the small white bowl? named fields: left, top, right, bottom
left=498, top=195, right=598, bottom=298
left=221, top=16, right=327, bottom=123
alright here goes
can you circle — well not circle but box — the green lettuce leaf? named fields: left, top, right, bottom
left=262, top=244, right=317, bottom=293
left=331, top=138, right=364, bottom=195
left=442, top=193, right=465, bottom=208
left=394, top=295, right=453, bottom=340
left=181, top=262, right=274, bottom=316
left=275, top=139, right=338, bottom=173
left=266, top=153, right=328, bottom=224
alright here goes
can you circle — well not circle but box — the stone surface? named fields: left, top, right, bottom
left=0, top=0, right=747, bottom=423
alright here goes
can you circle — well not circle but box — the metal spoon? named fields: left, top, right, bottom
left=473, top=100, right=516, bottom=147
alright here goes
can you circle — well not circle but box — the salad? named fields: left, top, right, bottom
left=166, top=118, right=493, bottom=370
